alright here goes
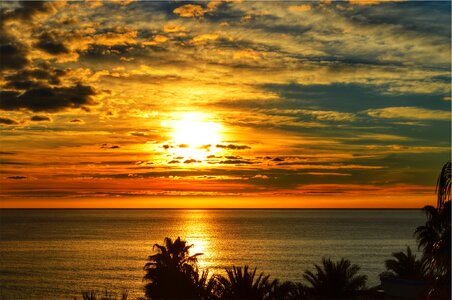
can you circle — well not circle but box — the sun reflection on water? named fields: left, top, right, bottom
left=178, top=210, right=215, bottom=269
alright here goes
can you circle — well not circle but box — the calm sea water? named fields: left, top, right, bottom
left=0, top=209, right=425, bottom=299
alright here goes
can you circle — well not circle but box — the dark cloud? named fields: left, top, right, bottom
left=218, top=159, right=254, bottom=165
left=225, top=155, right=242, bottom=160
left=0, top=2, right=65, bottom=71
left=184, top=159, right=199, bottom=164
left=0, top=84, right=98, bottom=112
left=216, top=144, right=251, bottom=150
left=0, top=117, right=18, bottom=125
left=0, top=39, right=29, bottom=71
left=197, top=144, right=211, bottom=150
left=34, top=31, right=70, bottom=55
left=3, top=65, right=66, bottom=90
left=70, top=119, right=84, bottom=123
left=0, top=1, right=65, bottom=28
left=168, top=160, right=180, bottom=164
left=30, top=115, right=51, bottom=122
left=6, top=176, right=27, bottom=180
left=0, top=161, right=27, bottom=165
left=101, top=144, right=120, bottom=149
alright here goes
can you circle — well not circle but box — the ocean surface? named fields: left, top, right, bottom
left=0, top=209, right=425, bottom=299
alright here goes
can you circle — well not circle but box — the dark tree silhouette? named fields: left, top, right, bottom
left=194, top=269, right=221, bottom=300
left=436, top=161, right=451, bottom=209
left=414, top=162, right=451, bottom=299
left=268, top=281, right=309, bottom=300
left=217, top=265, right=276, bottom=300
left=143, top=237, right=203, bottom=299
left=382, top=246, right=427, bottom=280
left=414, top=202, right=451, bottom=276
left=303, top=258, right=367, bottom=299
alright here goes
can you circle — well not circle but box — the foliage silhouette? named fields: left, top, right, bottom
left=143, top=237, right=203, bottom=299
left=414, top=161, right=451, bottom=299
left=303, top=258, right=367, bottom=299
left=217, top=265, right=277, bottom=300
left=268, top=280, right=309, bottom=300
left=435, top=161, right=451, bottom=209
left=81, top=290, right=128, bottom=300
left=381, top=246, right=427, bottom=280
left=193, top=269, right=221, bottom=300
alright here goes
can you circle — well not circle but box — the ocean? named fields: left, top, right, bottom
left=0, top=209, right=425, bottom=299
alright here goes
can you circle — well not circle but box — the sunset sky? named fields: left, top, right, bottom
left=0, top=0, right=450, bottom=208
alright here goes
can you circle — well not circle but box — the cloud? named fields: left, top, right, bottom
left=0, top=34, right=29, bottom=71
left=1, top=1, right=65, bottom=23
left=252, top=174, right=270, bottom=179
left=101, top=144, right=120, bottom=149
left=93, top=28, right=138, bottom=47
left=163, top=23, right=187, bottom=33
left=219, top=159, right=254, bottom=165
left=348, top=0, right=404, bottom=5
left=233, top=49, right=262, bottom=60
left=289, top=4, right=311, bottom=12
left=30, top=115, right=51, bottom=122
left=143, top=35, right=168, bottom=46
left=173, top=4, right=207, bottom=18
left=367, top=107, right=451, bottom=121
left=173, top=2, right=220, bottom=18
left=6, top=176, right=27, bottom=180
left=0, top=117, right=18, bottom=125
left=70, top=118, right=84, bottom=124
left=34, top=31, right=70, bottom=55
left=184, top=159, right=199, bottom=164
left=0, top=84, right=98, bottom=112
left=216, top=144, right=251, bottom=150
left=190, top=34, right=219, bottom=44
left=3, top=65, right=66, bottom=90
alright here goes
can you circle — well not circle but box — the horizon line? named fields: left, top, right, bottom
left=0, top=207, right=423, bottom=210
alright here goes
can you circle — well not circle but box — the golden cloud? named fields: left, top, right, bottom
left=289, top=4, right=312, bottom=12
left=348, top=0, right=404, bottom=5
left=233, top=49, right=261, bottom=60
left=143, top=35, right=168, bottom=46
left=173, top=1, right=220, bottom=18
left=190, top=34, right=219, bottom=44
left=163, top=24, right=187, bottom=33
left=173, top=4, right=207, bottom=18
left=367, top=107, right=451, bottom=121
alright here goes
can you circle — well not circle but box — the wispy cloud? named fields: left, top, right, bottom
left=367, top=107, right=451, bottom=121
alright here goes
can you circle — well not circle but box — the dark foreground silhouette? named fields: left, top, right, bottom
left=79, top=162, right=451, bottom=300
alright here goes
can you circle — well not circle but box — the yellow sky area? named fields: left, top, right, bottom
left=0, top=194, right=435, bottom=209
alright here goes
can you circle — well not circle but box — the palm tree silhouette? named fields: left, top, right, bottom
left=414, top=203, right=450, bottom=276
left=435, top=161, right=450, bottom=209
left=194, top=269, right=221, bottom=300
left=303, top=258, right=367, bottom=299
left=414, top=161, right=451, bottom=299
left=381, top=246, right=427, bottom=280
left=268, top=281, right=308, bottom=300
left=217, top=265, right=276, bottom=299
left=143, top=237, right=203, bottom=299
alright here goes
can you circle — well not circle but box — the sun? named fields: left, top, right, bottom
left=162, top=112, right=223, bottom=161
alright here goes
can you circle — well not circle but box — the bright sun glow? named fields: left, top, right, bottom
left=162, top=112, right=223, bottom=161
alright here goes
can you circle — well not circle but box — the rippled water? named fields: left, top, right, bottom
left=0, top=209, right=424, bottom=299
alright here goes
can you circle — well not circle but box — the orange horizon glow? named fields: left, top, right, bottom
left=0, top=194, right=436, bottom=209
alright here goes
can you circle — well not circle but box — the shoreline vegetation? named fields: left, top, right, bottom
left=76, top=163, right=450, bottom=300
